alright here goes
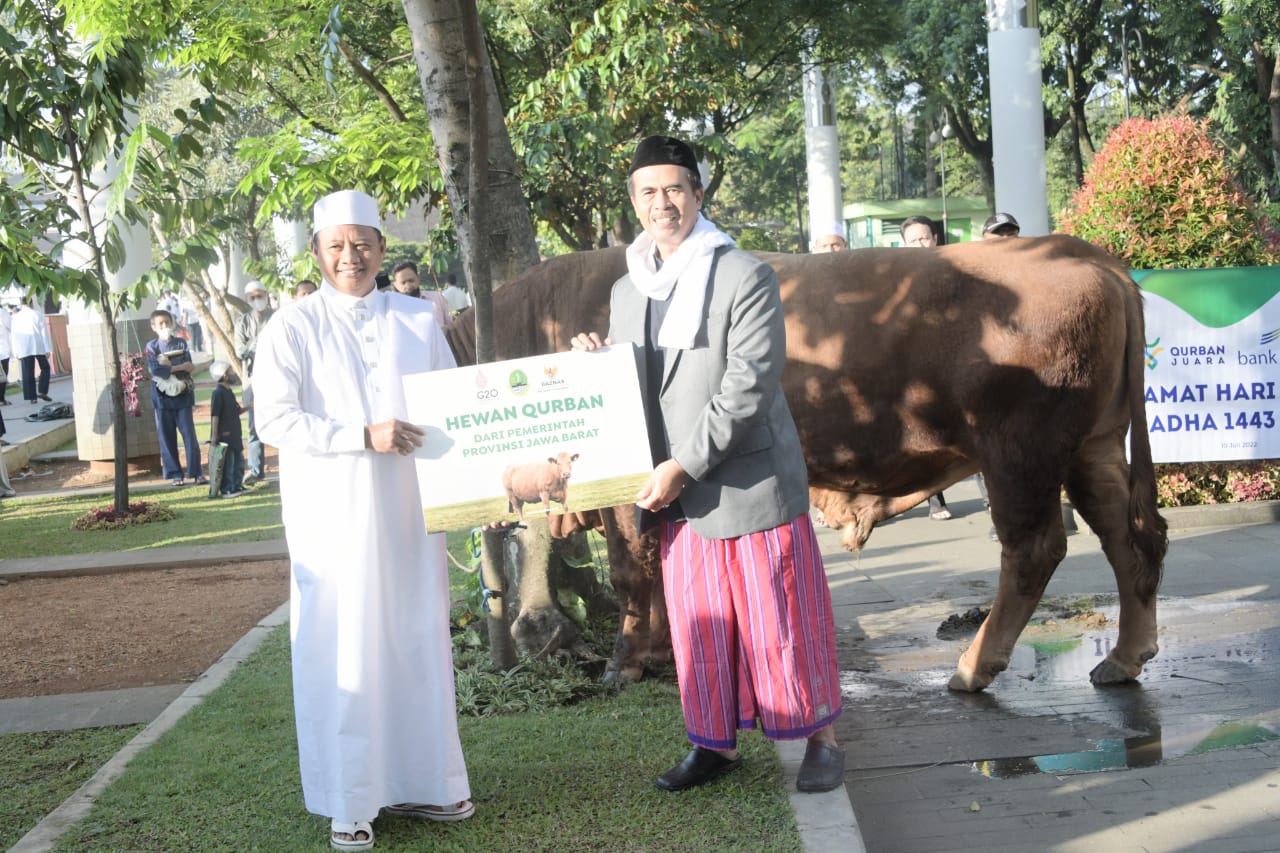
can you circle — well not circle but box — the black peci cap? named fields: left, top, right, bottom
left=629, top=135, right=699, bottom=175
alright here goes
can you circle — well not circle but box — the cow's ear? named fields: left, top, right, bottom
left=548, top=457, right=557, bottom=464
left=571, top=453, right=580, bottom=461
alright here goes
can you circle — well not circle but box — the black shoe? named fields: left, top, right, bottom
left=38, top=394, right=51, bottom=402
left=796, top=740, right=845, bottom=793
left=654, top=747, right=742, bottom=791
left=193, top=476, right=209, bottom=485
left=242, top=474, right=262, bottom=486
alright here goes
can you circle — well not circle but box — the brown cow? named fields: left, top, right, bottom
left=502, top=452, right=579, bottom=520
left=448, top=236, right=1169, bottom=691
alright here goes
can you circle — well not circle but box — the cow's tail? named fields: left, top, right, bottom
left=1123, top=276, right=1169, bottom=599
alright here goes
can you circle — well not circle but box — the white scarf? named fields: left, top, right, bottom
left=626, top=213, right=735, bottom=349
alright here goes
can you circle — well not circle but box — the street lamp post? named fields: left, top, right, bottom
left=929, top=123, right=953, bottom=238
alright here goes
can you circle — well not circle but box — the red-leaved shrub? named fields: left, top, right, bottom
left=1059, top=115, right=1279, bottom=269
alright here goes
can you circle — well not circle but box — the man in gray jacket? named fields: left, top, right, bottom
left=573, top=136, right=844, bottom=794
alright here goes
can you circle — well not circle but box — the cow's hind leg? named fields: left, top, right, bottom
left=950, top=472, right=1068, bottom=692
left=1064, top=436, right=1159, bottom=685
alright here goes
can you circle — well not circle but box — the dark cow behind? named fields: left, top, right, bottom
left=446, top=236, right=1169, bottom=691
left=502, top=451, right=579, bottom=520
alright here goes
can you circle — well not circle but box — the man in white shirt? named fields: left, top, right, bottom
left=10, top=297, right=52, bottom=403
left=441, top=274, right=471, bottom=313
left=253, top=190, right=472, bottom=852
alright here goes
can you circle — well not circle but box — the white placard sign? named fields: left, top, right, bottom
left=403, top=346, right=652, bottom=531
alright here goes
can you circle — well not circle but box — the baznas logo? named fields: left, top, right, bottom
left=508, top=369, right=529, bottom=395
left=1262, top=326, right=1280, bottom=346
left=1144, top=337, right=1164, bottom=370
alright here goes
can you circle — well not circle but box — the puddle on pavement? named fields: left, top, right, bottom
left=841, top=597, right=1280, bottom=779
left=974, top=720, right=1280, bottom=779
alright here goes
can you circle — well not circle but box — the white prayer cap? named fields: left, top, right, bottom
left=208, top=360, right=231, bottom=381
left=313, top=190, right=381, bottom=235
left=244, top=279, right=266, bottom=295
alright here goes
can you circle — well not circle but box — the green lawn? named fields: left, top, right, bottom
left=0, top=726, right=143, bottom=846
left=0, top=487, right=284, bottom=559
left=47, top=628, right=801, bottom=853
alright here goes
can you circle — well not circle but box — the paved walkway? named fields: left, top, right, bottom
left=824, top=480, right=1280, bottom=853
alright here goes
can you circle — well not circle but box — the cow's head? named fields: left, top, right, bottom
left=549, top=452, right=579, bottom=480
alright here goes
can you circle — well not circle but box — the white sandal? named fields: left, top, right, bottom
left=384, top=799, right=475, bottom=822
left=330, top=819, right=374, bottom=851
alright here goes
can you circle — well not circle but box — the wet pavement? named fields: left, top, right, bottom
left=820, top=480, right=1280, bottom=853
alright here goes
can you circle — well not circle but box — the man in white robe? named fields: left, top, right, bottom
left=254, top=190, right=472, bottom=851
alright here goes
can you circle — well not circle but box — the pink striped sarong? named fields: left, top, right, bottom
left=661, top=513, right=841, bottom=749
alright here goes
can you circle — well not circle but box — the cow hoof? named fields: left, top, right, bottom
left=602, top=666, right=642, bottom=685
left=947, top=669, right=990, bottom=693
left=1089, top=656, right=1140, bottom=686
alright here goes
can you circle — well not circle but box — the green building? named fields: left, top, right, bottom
left=841, top=196, right=992, bottom=248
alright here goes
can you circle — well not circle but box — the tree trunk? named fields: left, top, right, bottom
left=401, top=0, right=540, bottom=364
left=402, top=0, right=586, bottom=664
left=479, top=526, right=519, bottom=670
left=61, top=112, right=129, bottom=511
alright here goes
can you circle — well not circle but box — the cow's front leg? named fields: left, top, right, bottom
left=950, top=509, right=1066, bottom=692
left=601, top=508, right=666, bottom=683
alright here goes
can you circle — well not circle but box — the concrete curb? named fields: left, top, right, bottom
left=1161, top=498, right=1280, bottom=529
left=0, top=540, right=289, bottom=581
left=1063, top=499, right=1279, bottom=538
left=7, top=601, right=290, bottom=853
left=778, top=740, right=864, bottom=853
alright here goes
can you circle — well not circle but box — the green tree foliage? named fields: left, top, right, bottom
left=496, top=0, right=898, bottom=251
left=1059, top=115, right=1279, bottom=268
left=1208, top=0, right=1280, bottom=202
left=1, top=0, right=163, bottom=510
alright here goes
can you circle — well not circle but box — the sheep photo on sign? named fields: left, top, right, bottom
left=403, top=347, right=652, bottom=533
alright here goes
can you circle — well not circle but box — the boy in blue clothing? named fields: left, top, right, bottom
left=145, top=309, right=204, bottom=486
left=207, top=360, right=246, bottom=498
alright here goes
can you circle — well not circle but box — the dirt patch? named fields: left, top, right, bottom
left=0, top=561, right=289, bottom=699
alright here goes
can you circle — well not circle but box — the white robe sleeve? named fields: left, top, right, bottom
left=253, top=316, right=367, bottom=455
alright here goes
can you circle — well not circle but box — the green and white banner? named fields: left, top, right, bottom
left=1137, top=267, right=1280, bottom=463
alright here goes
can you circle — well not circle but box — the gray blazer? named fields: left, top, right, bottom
left=609, top=246, right=810, bottom=540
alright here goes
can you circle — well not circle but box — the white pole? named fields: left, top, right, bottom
left=802, top=37, right=844, bottom=248
left=986, top=0, right=1050, bottom=236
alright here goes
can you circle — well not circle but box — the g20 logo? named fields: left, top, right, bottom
left=475, top=388, right=499, bottom=400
